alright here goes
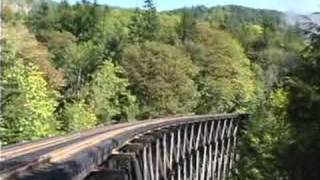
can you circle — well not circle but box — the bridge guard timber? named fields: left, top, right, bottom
left=86, top=114, right=248, bottom=180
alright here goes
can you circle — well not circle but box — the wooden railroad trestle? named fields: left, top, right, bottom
left=86, top=114, right=248, bottom=180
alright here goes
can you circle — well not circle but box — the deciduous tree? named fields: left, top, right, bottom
left=122, top=41, right=199, bottom=118
left=1, top=43, right=59, bottom=144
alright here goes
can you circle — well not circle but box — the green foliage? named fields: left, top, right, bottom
left=127, top=8, right=146, bottom=43
left=46, top=30, right=77, bottom=68
left=141, top=0, right=160, bottom=40
left=93, top=9, right=132, bottom=60
left=170, top=5, right=284, bottom=33
left=128, top=0, right=160, bottom=42
left=89, top=61, right=138, bottom=123
left=62, top=100, right=97, bottom=132
left=257, top=47, right=289, bottom=89
left=5, top=23, right=65, bottom=88
left=57, top=0, right=105, bottom=41
left=176, top=9, right=198, bottom=42
left=122, top=41, right=199, bottom=118
left=239, top=89, right=292, bottom=179
left=189, top=24, right=257, bottom=113
left=1, top=43, right=59, bottom=145
left=4, top=4, right=316, bottom=180
left=27, top=1, right=59, bottom=39
left=27, top=0, right=105, bottom=42
left=62, top=40, right=103, bottom=98
left=282, top=19, right=320, bottom=179
left=2, top=5, right=15, bottom=22
left=158, top=14, right=180, bottom=44
left=237, top=23, right=264, bottom=54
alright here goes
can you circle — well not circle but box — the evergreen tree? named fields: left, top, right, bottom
left=128, top=8, right=145, bottom=43
left=177, top=8, right=198, bottom=42
left=142, top=0, right=160, bottom=40
left=283, top=18, right=320, bottom=179
left=128, top=0, right=160, bottom=42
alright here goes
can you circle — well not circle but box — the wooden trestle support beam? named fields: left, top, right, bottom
left=86, top=114, right=248, bottom=180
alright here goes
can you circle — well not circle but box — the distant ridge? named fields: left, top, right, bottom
left=3, top=0, right=318, bottom=23
left=3, top=0, right=57, bottom=13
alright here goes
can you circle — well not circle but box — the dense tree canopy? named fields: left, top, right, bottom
left=128, top=0, right=160, bottom=42
left=1, top=1, right=319, bottom=179
left=89, top=61, right=138, bottom=123
left=4, top=23, right=65, bottom=88
left=282, top=18, right=320, bottom=179
left=61, top=100, right=97, bottom=132
left=1, top=42, right=59, bottom=144
left=122, top=41, right=199, bottom=117
left=184, top=23, right=257, bottom=113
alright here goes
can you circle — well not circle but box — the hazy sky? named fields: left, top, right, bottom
left=57, top=0, right=320, bottom=13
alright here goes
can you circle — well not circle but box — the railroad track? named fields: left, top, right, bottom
left=0, top=114, right=243, bottom=180
left=0, top=121, right=139, bottom=178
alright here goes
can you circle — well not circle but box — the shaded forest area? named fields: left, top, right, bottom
left=1, top=0, right=320, bottom=179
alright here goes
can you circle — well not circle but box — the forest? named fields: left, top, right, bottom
left=1, top=0, right=320, bottom=179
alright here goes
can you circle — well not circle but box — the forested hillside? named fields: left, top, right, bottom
left=1, top=0, right=319, bottom=179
